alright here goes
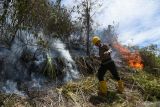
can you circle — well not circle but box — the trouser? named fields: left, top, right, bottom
left=97, top=59, right=120, bottom=81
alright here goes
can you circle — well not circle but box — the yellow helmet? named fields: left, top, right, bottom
left=92, top=36, right=101, bottom=45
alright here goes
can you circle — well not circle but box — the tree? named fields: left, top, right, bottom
left=74, top=0, right=102, bottom=56
left=45, top=5, right=73, bottom=39
left=0, top=0, right=73, bottom=47
left=139, top=44, right=160, bottom=74
left=0, top=0, right=51, bottom=46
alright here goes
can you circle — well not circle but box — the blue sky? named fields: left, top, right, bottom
left=61, top=0, right=160, bottom=47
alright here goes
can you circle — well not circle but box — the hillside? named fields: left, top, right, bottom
left=0, top=0, right=160, bottom=107
left=0, top=57, right=160, bottom=107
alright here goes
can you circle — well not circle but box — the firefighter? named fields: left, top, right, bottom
left=92, top=36, right=124, bottom=95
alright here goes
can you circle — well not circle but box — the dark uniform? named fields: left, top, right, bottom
left=97, top=44, right=120, bottom=81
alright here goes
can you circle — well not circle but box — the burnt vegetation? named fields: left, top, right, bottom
left=0, top=0, right=160, bottom=107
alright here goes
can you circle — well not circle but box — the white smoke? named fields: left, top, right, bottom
left=54, top=40, right=73, bottom=62
left=0, top=30, right=79, bottom=96
left=0, top=30, right=46, bottom=96
left=2, top=80, right=26, bottom=96
left=52, top=39, right=79, bottom=81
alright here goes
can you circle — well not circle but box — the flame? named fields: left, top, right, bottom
left=113, top=43, right=143, bottom=69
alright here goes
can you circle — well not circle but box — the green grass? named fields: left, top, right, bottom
left=43, top=53, right=56, bottom=79
left=132, top=71, right=160, bottom=101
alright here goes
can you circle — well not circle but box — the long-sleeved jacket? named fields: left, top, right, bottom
left=99, top=44, right=111, bottom=62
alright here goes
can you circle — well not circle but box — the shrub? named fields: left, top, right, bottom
left=139, top=45, right=160, bottom=75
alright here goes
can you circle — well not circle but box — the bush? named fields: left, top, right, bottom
left=133, top=71, right=160, bottom=101
left=139, top=45, right=160, bottom=75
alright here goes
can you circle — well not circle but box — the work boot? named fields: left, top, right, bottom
left=98, top=81, right=107, bottom=96
left=117, top=80, right=124, bottom=93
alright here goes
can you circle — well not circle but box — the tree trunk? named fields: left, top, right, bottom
left=86, top=2, right=90, bottom=56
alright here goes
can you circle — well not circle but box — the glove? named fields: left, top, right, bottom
left=104, top=49, right=112, bottom=55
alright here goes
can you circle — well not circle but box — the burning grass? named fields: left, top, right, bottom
left=41, top=70, right=158, bottom=106
left=0, top=56, right=160, bottom=107
left=113, top=43, right=143, bottom=69
left=0, top=70, right=160, bottom=107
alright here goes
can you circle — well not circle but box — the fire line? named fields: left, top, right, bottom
left=113, top=43, right=143, bottom=69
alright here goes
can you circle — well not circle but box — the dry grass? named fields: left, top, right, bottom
left=56, top=75, right=98, bottom=107
left=0, top=69, right=160, bottom=107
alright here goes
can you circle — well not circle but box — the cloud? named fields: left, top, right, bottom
left=62, top=0, right=160, bottom=46
left=120, top=26, right=160, bottom=45
left=94, top=0, right=160, bottom=46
